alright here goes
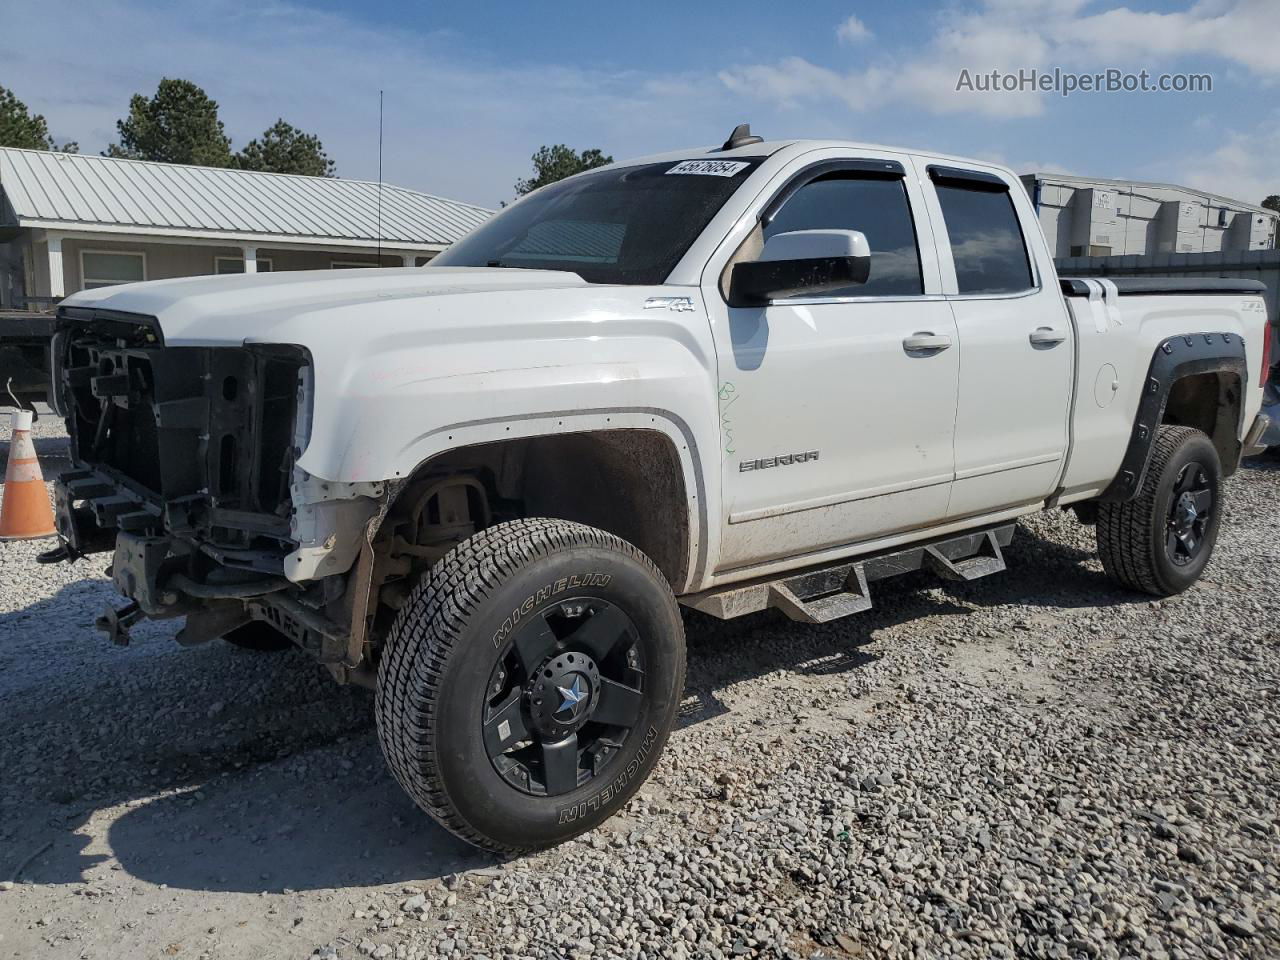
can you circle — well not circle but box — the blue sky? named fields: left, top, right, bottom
left=6, top=0, right=1277, bottom=209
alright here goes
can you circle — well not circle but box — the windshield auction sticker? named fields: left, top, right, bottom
left=666, top=159, right=751, bottom=177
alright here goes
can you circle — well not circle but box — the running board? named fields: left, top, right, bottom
left=682, top=524, right=1014, bottom=624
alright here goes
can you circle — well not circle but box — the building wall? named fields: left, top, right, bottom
left=19, top=232, right=433, bottom=300
left=1024, top=176, right=1278, bottom=260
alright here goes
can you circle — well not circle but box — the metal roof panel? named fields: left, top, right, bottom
left=0, top=147, right=493, bottom=247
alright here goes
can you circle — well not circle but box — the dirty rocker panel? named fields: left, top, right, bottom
left=683, top=523, right=1014, bottom=623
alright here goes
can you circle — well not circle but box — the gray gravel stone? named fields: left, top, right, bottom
left=2, top=417, right=1279, bottom=959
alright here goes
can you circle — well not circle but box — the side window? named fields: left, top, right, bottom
left=933, top=179, right=1034, bottom=295
left=764, top=174, right=924, bottom=297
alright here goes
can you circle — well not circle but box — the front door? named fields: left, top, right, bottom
left=705, top=155, right=959, bottom=573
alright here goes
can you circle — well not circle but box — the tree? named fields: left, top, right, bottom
left=514, top=144, right=612, bottom=196
left=106, top=78, right=232, bottom=166
left=234, top=119, right=336, bottom=176
left=1263, top=195, right=1280, bottom=215
left=0, top=85, right=77, bottom=152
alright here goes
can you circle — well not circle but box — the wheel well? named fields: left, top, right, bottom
left=1162, top=371, right=1242, bottom=477
left=382, top=429, right=692, bottom=589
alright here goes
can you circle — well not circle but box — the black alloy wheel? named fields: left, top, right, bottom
left=375, top=518, right=685, bottom=853
left=1165, top=461, right=1213, bottom=566
left=1097, top=425, right=1222, bottom=596
left=482, top=597, right=646, bottom=796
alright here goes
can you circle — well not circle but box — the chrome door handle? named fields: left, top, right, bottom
left=903, top=332, right=952, bottom=353
left=1029, top=326, right=1067, bottom=346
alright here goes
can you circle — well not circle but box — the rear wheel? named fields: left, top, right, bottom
left=1097, top=425, right=1222, bottom=596
left=375, top=518, right=685, bottom=853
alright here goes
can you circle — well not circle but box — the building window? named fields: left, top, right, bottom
left=80, top=250, right=145, bottom=289
left=215, top=256, right=274, bottom=274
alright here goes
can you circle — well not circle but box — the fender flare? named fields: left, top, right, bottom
left=388, top=406, right=711, bottom=589
left=1100, top=332, right=1247, bottom=502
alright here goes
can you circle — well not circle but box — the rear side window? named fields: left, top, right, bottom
left=765, top=174, right=924, bottom=297
left=934, top=179, right=1034, bottom=295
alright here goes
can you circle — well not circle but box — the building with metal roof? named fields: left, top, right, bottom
left=0, top=147, right=493, bottom=308
left=1021, top=171, right=1277, bottom=260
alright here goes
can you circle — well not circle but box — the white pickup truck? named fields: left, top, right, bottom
left=47, top=126, right=1271, bottom=852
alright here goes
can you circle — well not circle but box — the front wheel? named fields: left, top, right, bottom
left=1097, top=425, right=1222, bottom=596
left=375, top=518, right=685, bottom=853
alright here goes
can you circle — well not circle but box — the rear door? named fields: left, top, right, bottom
left=916, top=160, right=1074, bottom=519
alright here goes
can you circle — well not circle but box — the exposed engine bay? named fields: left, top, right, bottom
left=46, top=308, right=496, bottom=680
left=49, top=308, right=358, bottom=655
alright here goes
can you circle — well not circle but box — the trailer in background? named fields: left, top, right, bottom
left=0, top=308, right=55, bottom=412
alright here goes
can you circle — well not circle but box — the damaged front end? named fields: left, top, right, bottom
left=49, top=307, right=385, bottom=664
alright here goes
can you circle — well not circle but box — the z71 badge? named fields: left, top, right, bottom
left=739, top=450, right=820, bottom=472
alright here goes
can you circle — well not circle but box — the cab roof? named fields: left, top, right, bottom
left=614, top=137, right=1016, bottom=179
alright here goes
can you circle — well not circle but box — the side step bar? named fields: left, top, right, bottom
left=682, top=524, right=1014, bottom=624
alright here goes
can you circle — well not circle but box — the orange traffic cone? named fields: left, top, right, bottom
left=0, top=409, right=57, bottom=540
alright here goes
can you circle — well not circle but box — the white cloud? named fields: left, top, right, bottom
left=836, top=15, right=872, bottom=44
left=723, top=0, right=1278, bottom=121
left=1175, top=115, right=1280, bottom=205
left=1053, top=0, right=1279, bottom=78
left=2, top=0, right=736, bottom=208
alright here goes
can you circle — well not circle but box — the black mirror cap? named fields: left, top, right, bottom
left=728, top=255, right=871, bottom=307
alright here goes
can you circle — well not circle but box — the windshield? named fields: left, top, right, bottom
left=431, top=158, right=764, bottom=285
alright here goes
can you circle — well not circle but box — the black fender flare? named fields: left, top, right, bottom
left=1100, top=332, right=1247, bottom=502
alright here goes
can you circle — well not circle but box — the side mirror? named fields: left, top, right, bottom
left=728, top=230, right=871, bottom=307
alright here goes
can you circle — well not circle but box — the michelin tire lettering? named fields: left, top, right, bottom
left=490, top=573, right=613, bottom=648
left=557, top=724, right=659, bottom=824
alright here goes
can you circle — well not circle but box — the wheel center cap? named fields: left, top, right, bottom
left=528, top=653, right=601, bottom=737
left=555, top=674, right=590, bottom=718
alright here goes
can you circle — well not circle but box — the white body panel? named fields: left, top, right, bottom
left=1059, top=286, right=1268, bottom=501
left=698, top=146, right=959, bottom=571
left=62, top=138, right=1270, bottom=595
left=908, top=153, right=1077, bottom=520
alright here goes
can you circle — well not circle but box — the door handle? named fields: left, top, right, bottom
left=903, top=332, right=952, bottom=353
left=1029, top=326, right=1067, bottom=346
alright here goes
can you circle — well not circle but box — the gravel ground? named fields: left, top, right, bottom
left=1, top=414, right=1276, bottom=960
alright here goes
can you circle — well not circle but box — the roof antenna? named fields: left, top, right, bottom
left=376, top=90, right=384, bottom=267
left=721, top=123, right=763, bottom=151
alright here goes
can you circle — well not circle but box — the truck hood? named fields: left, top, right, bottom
left=60, top=266, right=591, bottom=345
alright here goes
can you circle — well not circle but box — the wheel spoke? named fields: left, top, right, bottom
left=1181, top=530, right=1198, bottom=555
left=1167, top=530, right=1181, bottom=557
left=482, top=688, right=528, bottom=757
left=1190, top=489, right=1212, bottom=513
left=1173, top=466, right=1194, bottom=494
left=592, top=676, right=644, bottom=728
left=513, top=618, right=558, bottom=676
left=540, top=734, right=580, bottom=794
left=572, top=604, right=633, bottom=661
